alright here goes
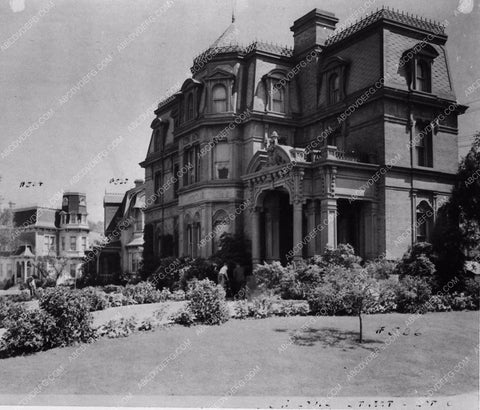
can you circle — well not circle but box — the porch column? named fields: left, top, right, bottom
left=364, top=201, right=378, bottom=259
left=178, top=212, right=184, bottom=257
left=320, top=198, right=337, bottom=252
left=292, top=201, right=303, bottom=261
left=251, top=207, right=261, bottom=265
left=306, top=201, right=316, bottom=257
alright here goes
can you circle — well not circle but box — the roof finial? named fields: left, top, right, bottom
left=232, top=0, right=236, bottom=23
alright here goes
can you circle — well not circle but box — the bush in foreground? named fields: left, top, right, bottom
left=185, top=279, right=229, bottom=325
left=0, top=307, right=58, bottom=357
left=40, top=287, right=96, bottom=346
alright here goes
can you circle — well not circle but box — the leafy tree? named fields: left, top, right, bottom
left=211, top=232, right=251, bottom=267
left=309, top=266, right=377, bottom=343
left=432, top=131, right=480, bottom=286
left=0, top=206, right=19, bottom=252
left=395, top=242, right=436, bottom=279
left=31, top=250, right=69, bottom=282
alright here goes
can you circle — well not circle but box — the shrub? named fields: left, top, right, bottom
left=253, top=261, right=289, bottom=293
left=365, top=259, right=397, bottom=279
left=463, top=279, right=480, bottom=309
left=272, top=300, right=310, bottom=316
left=278, top=266, right=304, bottom=300
left=41, top=277, right=57, bottom=288
left=395, top=276, right=433, bottom=313
left=186, top=279, right=229, bottom=325
left=179, top=258, right=218, bottom=290
left=308, top=281, right=344, bottom=315
left=150, top=257, right=182, bottom=290
left=80, top=287, right=109, bottom=311
left=170, top=307, right=195, bottom=326
left=0, top=307, right=58, bottom=357
left=248, top=294, right=275, bottom=319
left=97, top=317, right=138, bottom=338
left=426, top=295, right=452, bottom=312
left=232, top=300, right=249, bottom=319
left=122, top=281, right=163, bottom=304
left=395, top=242, right=436, bottom=278
left=138, top=317, right=160, bottom=331
left=0, top=299, right=12, bottom=327
left=171, top=290, right=186, bottom=301
left=450, top=293, right=476, bottom=311
left=106, top=293, right=134, bottom=307
left=103, top=284, right=123, bottom=294
left=321, top=244, right=362, bottom=268
left=370, top=278, right=399, bottom=313
left=5, top=291, right=32, bottom=303
left=40, top=287, right=96, bottom=346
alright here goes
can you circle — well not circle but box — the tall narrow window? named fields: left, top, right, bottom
left=415, top=122, right=433, bottom=167
left=415, top=60, right=431, bottom=92
left=154, top=172, right=163, bottom=203
left=70, top=236, right=76, bottom=251
left=272, top=86, right=285, bottom=113
left=183, top=145, right=200, bottom=186
left=61, top=237, right=65, bottom=251
left=212, top=84, right=227, bottom=113
left=416, top=201, right=434, bottom=243
left=328, top=73, right=340, bottom=104
left=81, top=237, right=87, bottom=251
left=173, top=163, right=179, bottom=197
left=187, top=93, right=194, bottom=120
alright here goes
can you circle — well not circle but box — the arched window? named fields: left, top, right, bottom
left=186, top=93, right=194, bottom=120
left=416, top=60, right=431, bottom=92
left=328, top=73, right=340, bottom=104
left=416, top=201, right=434, bottom=243
left=212, top=84, right=227, bottom=113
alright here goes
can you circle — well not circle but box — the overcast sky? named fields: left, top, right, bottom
left=0, top=0, right=478, bottom=222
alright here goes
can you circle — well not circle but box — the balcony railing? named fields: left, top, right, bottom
left=310, top=146, right=360, bottom=163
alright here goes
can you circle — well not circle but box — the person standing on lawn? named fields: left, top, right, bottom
left=26, top=274, right=37, bottom=298
left=218, top=262, right=229, bottom=292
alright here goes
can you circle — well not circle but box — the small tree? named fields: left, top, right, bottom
left=31, top=250, right=69, bottom=283
left=338, top=269, right=378, bottom=343
left=311, top=266, right=377, bottom=343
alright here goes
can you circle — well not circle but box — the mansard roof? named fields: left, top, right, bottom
left=325, top=6, right=447, bottom=47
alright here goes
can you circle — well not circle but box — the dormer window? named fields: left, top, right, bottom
left=328, top=73, right=340, bottom=104
left=415, top=60, right=431, bottom=92
left=403, top=44, right=438, bottom=94
left=212, top=84, right=227, bottom=113
left=272, top=86, right=285, bottom=113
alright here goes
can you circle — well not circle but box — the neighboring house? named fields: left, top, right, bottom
left=0, top=192, right=90, bottom=288
left=86, top=180, right=145, bottom=284
left=141, top=7, right=467, bottom=265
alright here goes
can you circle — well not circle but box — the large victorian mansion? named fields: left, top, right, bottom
left=141, top=7, right=467, bottom=266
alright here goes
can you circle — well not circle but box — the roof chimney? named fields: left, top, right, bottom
left=134, top=179, right=144, bottom=188
left=290, top=9, right=339, bottom=54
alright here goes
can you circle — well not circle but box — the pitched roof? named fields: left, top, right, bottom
left=325, top=7, right=447, bottom=47
left=210, top=21, right=239, bottom=49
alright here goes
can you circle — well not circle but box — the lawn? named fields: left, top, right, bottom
left=0, top=311, right=478, bottom=407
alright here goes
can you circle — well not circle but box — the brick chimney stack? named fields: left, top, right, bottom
left=290, top=9, right=339, bottom=54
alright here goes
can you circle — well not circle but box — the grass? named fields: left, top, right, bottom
left=0, top=311, right=478, bottom=405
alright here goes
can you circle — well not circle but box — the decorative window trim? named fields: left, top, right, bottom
left=319, top=56, right=348, bottom=106
left=403, top=44, right=439, bottom=93
left=262, top=70, right=288, bottom=114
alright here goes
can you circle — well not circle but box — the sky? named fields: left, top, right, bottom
left=0, top=0, right=479, bottom=223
